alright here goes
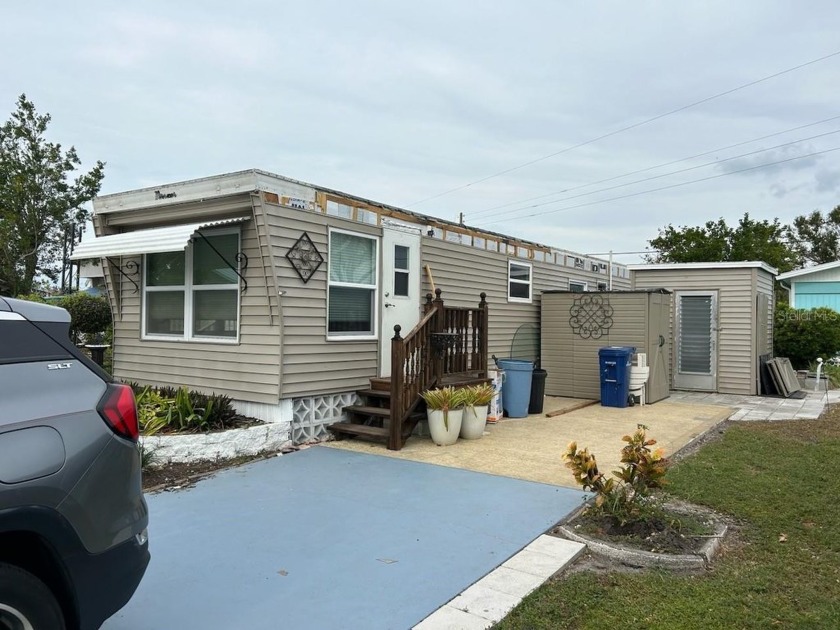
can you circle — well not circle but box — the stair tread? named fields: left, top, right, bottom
left=345, top=405, right=392, bottom=417
left=357, top=389, right=391, bottom=398
left=329, top=423, right=389, bottom=438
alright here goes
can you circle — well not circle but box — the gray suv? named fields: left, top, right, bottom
left=0, top=297, right=149, bottom=629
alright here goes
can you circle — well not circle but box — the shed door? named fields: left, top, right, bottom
left=674, top=291, right=717, bottom=391
left=380, top=225, right=421, bottom=376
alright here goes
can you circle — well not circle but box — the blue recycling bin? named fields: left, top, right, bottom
left=497, top=359, right=534, bottom=418
left=598, top=346, right=635, bottom=408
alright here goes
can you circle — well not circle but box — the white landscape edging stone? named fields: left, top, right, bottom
left=557, top=502, right=728, bottom=570
left=141, top=422, right=293, bottom=465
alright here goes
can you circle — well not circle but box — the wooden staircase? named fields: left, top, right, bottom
left=329, top=377, right=426, bottom=444
left=329, top=290, right=489, bottom=451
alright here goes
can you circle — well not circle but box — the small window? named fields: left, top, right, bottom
left=569, top=280, right=587, bottom=292
left=394, top=245, right=410, bottom=297
left=328, top=230, right=378, bottom=338
left=473, top=236, right=485, bottom=249
left=508, top=261, right=532, bottom=303
left=357, top=208, right=378, bottom=225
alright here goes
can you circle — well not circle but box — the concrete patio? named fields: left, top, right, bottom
left=326, top=396, right=733, bottom=488
left=327, top=389, right=838, bottom=489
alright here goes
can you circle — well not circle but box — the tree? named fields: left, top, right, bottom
left=646, top=213, right=799, bottom=273
left=0, top=94, right=105, bottom=296
left=786, top=206, right=840, bottom=266
left=774, top=303, right=840, bottom=369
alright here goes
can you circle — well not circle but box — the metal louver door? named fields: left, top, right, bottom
left=674, top=291, right=717, bottom=391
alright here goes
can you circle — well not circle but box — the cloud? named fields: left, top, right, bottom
left=814, top=169, right=840, bottom=193
left=716, top=144, right=823, bottom=178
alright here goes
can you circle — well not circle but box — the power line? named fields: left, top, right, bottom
left=467, top=114, right=840, bottom=218
left=483, top=146, right=840, bottom=225
left=474, top=128, right=840, bottom=221
left=409, top=49, right=840, bottom=207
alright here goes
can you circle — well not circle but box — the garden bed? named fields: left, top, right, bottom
left=554, top=500, right=728, bottom=570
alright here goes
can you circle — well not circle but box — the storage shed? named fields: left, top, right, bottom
left=541, top=290, right=671, bottom=403
left=629, top=262, right=776, bottom=396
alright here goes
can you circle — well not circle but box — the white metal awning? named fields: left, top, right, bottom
left=69, top=217, right=250, bottom=260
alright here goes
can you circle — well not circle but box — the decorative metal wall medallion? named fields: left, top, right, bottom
left=285, top=232, right=324, bottom=283
left=569, top=294, right=614, bottom=339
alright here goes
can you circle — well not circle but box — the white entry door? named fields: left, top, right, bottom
left=674, top=291, right=718, bottom=391
left=380, top=224, right=422, bottom=376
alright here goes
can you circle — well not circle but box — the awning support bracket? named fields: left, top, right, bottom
left=195, top=233, right=249, bottom=292
left=106, top=258, right=139, bottom=294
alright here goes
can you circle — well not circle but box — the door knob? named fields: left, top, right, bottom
left=385, top=302, right=395, bottom=308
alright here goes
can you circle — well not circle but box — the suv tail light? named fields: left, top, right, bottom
left=97, top=384, right=139, bottom=442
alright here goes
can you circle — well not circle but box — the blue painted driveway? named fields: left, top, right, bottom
left=104, top=446, right=584, bottom=630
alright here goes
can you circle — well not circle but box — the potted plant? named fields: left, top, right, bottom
left=420, top=386, right=466, bottom=446
left=460, top=383, right=495, bottom=439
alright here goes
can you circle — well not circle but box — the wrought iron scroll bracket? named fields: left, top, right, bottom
left=105, top=258, right=140, bottom=294
left=195, top=233, right=249, bottom=293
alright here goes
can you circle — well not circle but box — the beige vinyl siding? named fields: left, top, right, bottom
left=542, top=293, right=649, bottom=399
left=632, top=268, right=756, bottom=395
left=262, top=197, right=380, bottom=397
left=103, top=196, right=255, bottom=228
left=755, top=269, right=775, bottom=356
left=104, top=202, right=283, bottom=404
left=421, top=239, right=630, bottom=361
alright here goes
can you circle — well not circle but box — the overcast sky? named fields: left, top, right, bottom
left=2, top=1, right=838, bottom=263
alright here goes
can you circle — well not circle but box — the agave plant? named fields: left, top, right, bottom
left=420, top=386, right=467, bottom=430
left=460, top=383, right=496, bottom=418
left=463, top=383, right=495, bottom=406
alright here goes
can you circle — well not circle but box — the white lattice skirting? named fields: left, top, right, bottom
left=291, top=392, right=360, bottom=444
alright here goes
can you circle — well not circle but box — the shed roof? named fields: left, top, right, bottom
left=628, top=261, right=778, bottom=275
left=776, top=260, right=840, bottom=281
left=541, top=288, right=672, bottom=295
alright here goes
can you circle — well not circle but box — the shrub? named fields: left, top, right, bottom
left=774, top=303, right=840, bottom=369
left=56, top=292, right=112, bottom=341
left=128, top=382, right=239, bottom=433
left=564, top=424, right=670, bottom=525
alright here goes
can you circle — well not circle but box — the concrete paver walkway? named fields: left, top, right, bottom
left=670, top=389, right=839, bottom=420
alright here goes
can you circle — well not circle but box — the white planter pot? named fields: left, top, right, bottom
left=427, top=408, right=463, bottom=446
left=460, top=405, right=488, bottom=439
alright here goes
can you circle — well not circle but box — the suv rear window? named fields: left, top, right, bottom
left=0, top=320, right=74, bottom=365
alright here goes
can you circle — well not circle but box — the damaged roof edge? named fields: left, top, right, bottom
left=93, top=168, right=620, bottom=266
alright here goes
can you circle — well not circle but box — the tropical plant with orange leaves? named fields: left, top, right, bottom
left=564, top=424, right=670, bottom=524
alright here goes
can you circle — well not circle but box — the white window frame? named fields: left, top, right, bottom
left=141, top=228, right=241, bottom=344
left=327, top=228, right=379, bottom=341
left=569, top=280, right=588, bottom=292
left=393, top=244, right=411, bottom=299
left=508, top=260, right=532, bottom=304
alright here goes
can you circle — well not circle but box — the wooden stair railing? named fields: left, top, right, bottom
left=388, top=289, right=488, bottom=450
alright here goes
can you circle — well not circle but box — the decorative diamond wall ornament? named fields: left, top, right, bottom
left=569, top=294, right=614, bottom=339
left=285, top=232, right=323, bottom=283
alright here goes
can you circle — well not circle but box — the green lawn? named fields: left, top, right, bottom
left=497, top=411, right=840, bottom=629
